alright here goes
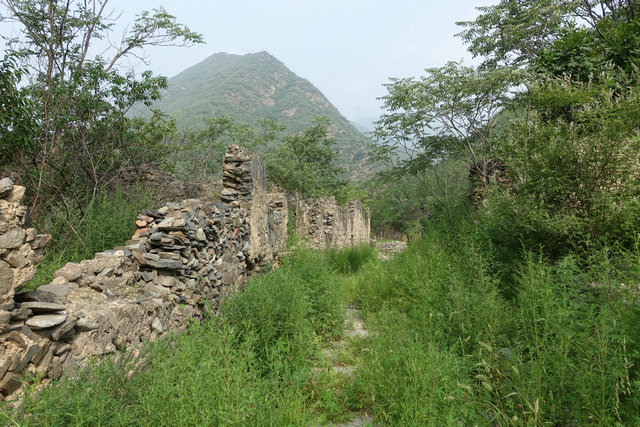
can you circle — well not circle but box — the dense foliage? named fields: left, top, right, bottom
left=370, top=0, right=640, bottom=253
left=0, top=0, right=201, bottom=221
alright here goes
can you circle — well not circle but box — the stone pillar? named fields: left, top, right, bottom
left=222, top=145, right=272, bottom=266
left=267, top=193, right=288, bottom=254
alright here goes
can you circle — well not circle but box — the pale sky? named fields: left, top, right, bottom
left=2, top=0, right=496, bottom=123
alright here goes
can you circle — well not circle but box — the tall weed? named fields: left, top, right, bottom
left=29, top=188, right=153, bottom=289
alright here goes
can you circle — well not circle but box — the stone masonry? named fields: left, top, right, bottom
left=0, top=146, right=369, bottom=399
left=296, top=197, right=370, bottom=249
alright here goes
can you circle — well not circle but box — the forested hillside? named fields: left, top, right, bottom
left=131, top=51, right=373, bottom=179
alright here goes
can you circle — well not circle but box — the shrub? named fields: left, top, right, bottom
left=325, top=244, right=376, bottom=275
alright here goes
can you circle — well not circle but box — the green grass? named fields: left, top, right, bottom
left=4, top=221, right=640, bottom=425
left=348, top=222, right=640, bottom=425
left=2, top=247, right=352, bottom=426
left=27, top=189, right=153, bottom=290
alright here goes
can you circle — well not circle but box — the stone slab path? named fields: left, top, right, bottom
left=319, top=242, right=407, bottom=426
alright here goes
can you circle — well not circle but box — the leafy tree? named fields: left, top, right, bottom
left=496, top=75, right=640, bottom=244
left=175, top=115, right=284, bottom=181
left=535, top=11, right=640, bottom=84
left=267, top=117, right=343, bottom=207
left=0, top=0, right=202, bottom=217
left=0, top=54, right=32, bottom=166
left=371, top=62, right=519, bottom=224
left=457, top=0, right=578, bottom=69
left=458, top=0, right=640, bottom=70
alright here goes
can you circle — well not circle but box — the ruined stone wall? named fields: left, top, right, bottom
left=0, top=145, right=367, bottom=399
left=267, top=193, right=288, bottom=254
left=0, top=178, right=51, bottom=310
left=222, top=146, right=272, bottom=267
left=296, top=197, right=370, bottom=249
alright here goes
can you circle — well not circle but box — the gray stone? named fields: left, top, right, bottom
left=140, top=271, right=153, bottom=282
left=0, top=228, right=26, bottom=249
left=0, top=261, right=13, bottom=297
left=26, top=314, right=67, bottom=329
left=50, top=356, right=63, bottom=380
left=76, top=317, right=99, bottom=331
left=0, top=355, right=11, bottom=379
left=36, top=283, right=71, bottom=298
left=11, top=344, right=41, bottom=373
left=144, top=258, right=183, bottom=270
left=156, top=218, right=175, bottom=230
left=0, top=178, right=12, bottom=196
left=5, top=252, right=28, bottom=268
left=151, top=317, right=163, bottom=333
left=19, top=301, right=66, bottom=313
left=5, top=185, right=25, bottom=204
left=54, top=263, right=83, bottom=282
left=98, top=267, right=114, bottom=277
left=0, top=310, right=11, bottom=328
left=143, top=252, right=160, bottom=261
left=10, top=308, right=32, bottom=320
left=0, top=373, right=22, bottom=396
left=145, top=283, right=170, bottom=298
left=54, top=343, right=71, bottom=356
left=15, top=290, right=57, bottom=303
left=51, top=317, right=77, bottom=341
left=157, top=274, right=175, bottom=288
left=29, top=234, right=51, bottom=250
left=158, top=251, right=180, bottom=261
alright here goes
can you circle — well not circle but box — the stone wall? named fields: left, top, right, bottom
left=0, top=145, right=368, bottom=399
left=222, top=146, right=272, bottom=267
left=0, top=178, right=51, bottom=310
left=267, top=193, right=288, bottom=254
left=296, top=197, right=370, bottom=249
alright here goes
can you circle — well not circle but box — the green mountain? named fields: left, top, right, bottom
left=133, top=51, right=373, bottom=179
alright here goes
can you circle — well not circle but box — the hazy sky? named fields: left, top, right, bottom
left=3, top=0, right=496, bottom=123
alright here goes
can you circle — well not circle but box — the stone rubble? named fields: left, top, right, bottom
left=375, top=240, right=408, bottom=260
left=0, top=145, right=370, bottom=400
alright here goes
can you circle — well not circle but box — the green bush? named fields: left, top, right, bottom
left=350, top=310, right=479, bottom=426
left=221, top=267, right=316, bottom=375
left=325, top=244, right=376, bottom=275
left=6, top=320, right=316, bottom=426
left=349, top=221, right=640, bottom=425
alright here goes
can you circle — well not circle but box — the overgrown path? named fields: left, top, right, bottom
left=319, top=305, right=372, bottom=426
left=318, top=240, right=407, bottom=426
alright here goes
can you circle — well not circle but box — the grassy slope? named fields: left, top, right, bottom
left=4, top=223, right=640, bottom=425
left=131, top=51, right=374, bottom=180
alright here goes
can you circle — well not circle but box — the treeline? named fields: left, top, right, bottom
left=369, top=0, right=640, bottom=254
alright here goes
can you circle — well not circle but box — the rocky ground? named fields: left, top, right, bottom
left=374, top=240, right=407, bottom=260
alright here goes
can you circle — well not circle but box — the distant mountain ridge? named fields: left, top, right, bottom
left=132, top=51, right=373, bottom=179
